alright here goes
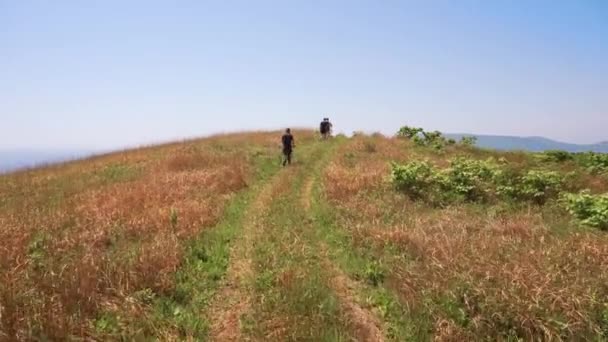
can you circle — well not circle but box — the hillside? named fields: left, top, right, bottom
left=1, top=130, right=607, bottom=341
left=446, top=134, right=608, bottom=153
left=0, top=149, right=96, bottom=173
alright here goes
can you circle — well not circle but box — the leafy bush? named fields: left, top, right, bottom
left=575, top=152, right=608, bottom=174
left=391, top=158, right=564, bottom=205
left=396, top=126, right=423, bottom=139
left=562, top=191, right=608, bottom=230
left=397, top=126, right=449, bottom=150
left=459, top=136, right=478, bottom=147
left=542, top=150, right=573, bottom=162
left=391, top=158, right=500, bottom=203
left=518, top=170, right=564, bottom=204
left=422, top=131, right=444, bottom=143
left=390, top=161, right=438, bottom=199
left=442, top=158, right=499, bottom=201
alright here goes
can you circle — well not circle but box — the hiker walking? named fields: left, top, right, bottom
left=281, top=128, right=295, bottom=166
left=320, top=118, right=333, bottom=139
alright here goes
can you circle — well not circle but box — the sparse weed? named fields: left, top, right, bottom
left=363, top=260, right=385, bottom=286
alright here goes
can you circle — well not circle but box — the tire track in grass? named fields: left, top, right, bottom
left=244, top=142, right=353, bottom=340
left=302, top=172, right=385, bottom=341
left=207, top=168, right=293, bottom=341
left=308, top=139, right=417, bottom=341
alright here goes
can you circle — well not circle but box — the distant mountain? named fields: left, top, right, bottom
left=0, top=149, right=96, bottom=173
left=445, top=134, right=608, bottom=153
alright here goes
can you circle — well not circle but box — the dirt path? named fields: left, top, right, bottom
left=207, top=169, right=292, bottom=341
left=301, top=176, right=385, bottom=342
left=208, top=139, right=386, bottom=341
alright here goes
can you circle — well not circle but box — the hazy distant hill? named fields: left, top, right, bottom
left=0, top=149, right=95, bottom=173
left=446, top=134, right=608, bottom=153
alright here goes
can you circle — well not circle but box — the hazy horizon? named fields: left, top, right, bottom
left=2, top=1, right=607, bottom=150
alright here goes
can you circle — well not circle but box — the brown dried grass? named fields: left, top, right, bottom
left=323, top=136, right=608, bottom=340
left=0, top=132, right=271, bottom=340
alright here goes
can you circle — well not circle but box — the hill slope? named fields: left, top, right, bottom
left=0, top=149, right=96, bottom=173
left=1, top=131, right=607, bottom=340
left=446, top=133, right=608, bottom=152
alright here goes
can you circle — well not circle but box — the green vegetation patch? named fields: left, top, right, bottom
left=562, top=191, right=608, bottom=230
left=391, top=157, right=565, bottom=205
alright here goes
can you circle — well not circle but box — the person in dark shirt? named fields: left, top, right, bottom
left=281, top=128, right=295, bottom=166
left=320, top=118, right=333, bottom=139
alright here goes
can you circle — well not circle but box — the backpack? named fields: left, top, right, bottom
left=320, top=121, right=329, bottom=133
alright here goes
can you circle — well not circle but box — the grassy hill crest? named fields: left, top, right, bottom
left=1, top=129, right=607, bottom=340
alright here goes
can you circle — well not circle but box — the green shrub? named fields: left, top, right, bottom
left=397, top=126, right=448, bottom=150
left=422, top=131, right=443, bottom=143
left=576, top=152, right=608, bottom=174
left=494, top=168, right=523, bottom=199
left=562, top=192, right=608, bottom=230
left=542, top=150, right=573, bottom=162
left=459, top=136, right=478, bottom=147
left=390, top=161, right=438, bottom=199
left=519, top=170, right=564, bottom=204
left=391, top=158, right=565, bottom=205
left=396, top=126, right=423, bottom=139
left=442, top=158, right=499, bottom=201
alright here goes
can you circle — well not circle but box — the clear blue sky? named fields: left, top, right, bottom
left=2, top=0, right=607, bottom=150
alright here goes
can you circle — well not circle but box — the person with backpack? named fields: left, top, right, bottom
left=320, top=118, right=333, bottom=139
left=281, top=128, right=295, bottom=166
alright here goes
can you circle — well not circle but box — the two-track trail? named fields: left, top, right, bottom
left=207, top=160, right=295, bottom=341
left=206, top=138, right=386, bottom=341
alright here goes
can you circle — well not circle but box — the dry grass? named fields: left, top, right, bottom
left=0, top=132, right=281, bottom=340
left=323, top=134, right=608, bottom=340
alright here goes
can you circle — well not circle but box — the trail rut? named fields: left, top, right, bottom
left=301, top=164, right=385, bottom=342
left=208, top=171, right=290, bottom=341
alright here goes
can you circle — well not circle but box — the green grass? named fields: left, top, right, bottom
left=309, top=167, right=428, bottom=341
left=245, top=141, right=352, bottom=340
left=99, top=152, right=281, bottom=339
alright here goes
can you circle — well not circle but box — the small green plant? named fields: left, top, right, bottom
left=94, top=312, right=120, bottom=335
left=364, top=261, right=385, bottom=286
left=133, top=288, right=156, bottom=305
left=601, top=303, right=608, bottom=338
left=562, top=191, right=608, bottom=230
